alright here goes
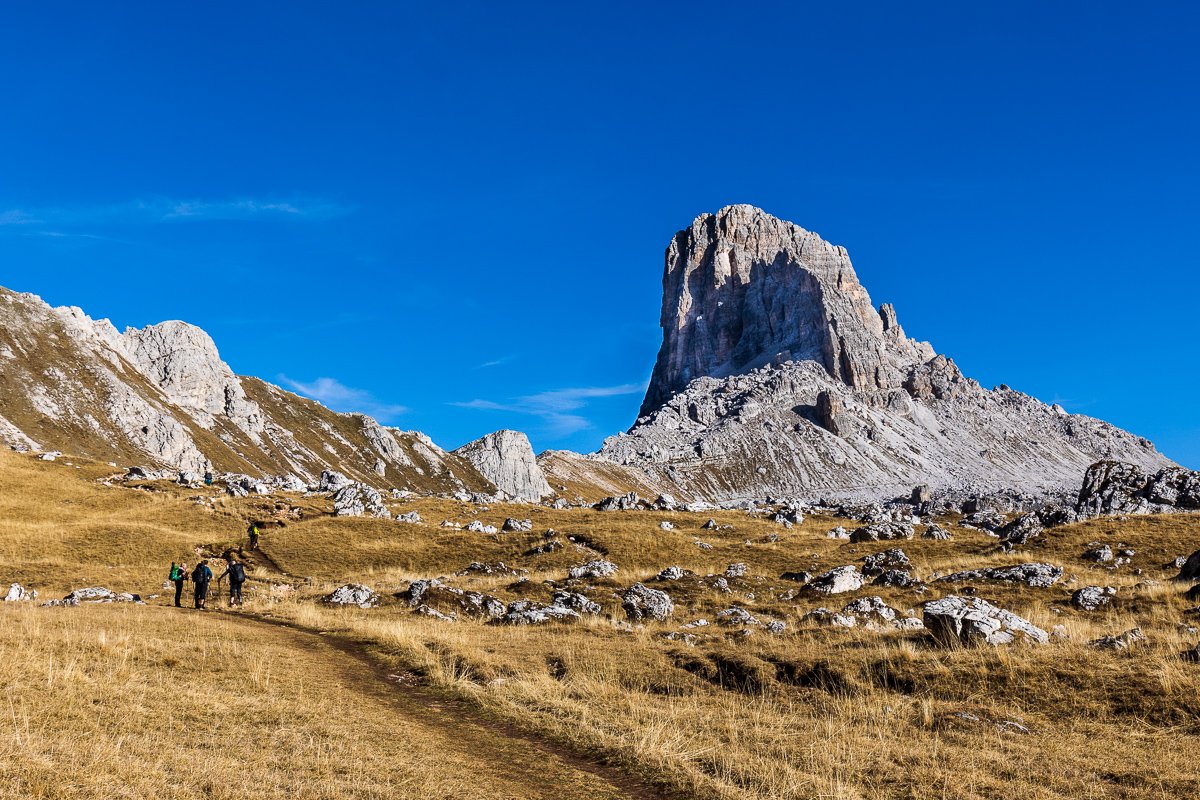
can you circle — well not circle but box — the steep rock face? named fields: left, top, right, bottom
left=454, top=430, right=552, bottom=502
left=546, top=206, right=1175, bottom=503
left=642, top=205, right=933, bottom=415
left=0, top=287, right=493, bottom=493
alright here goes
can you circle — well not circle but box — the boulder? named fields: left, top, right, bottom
left=849, top=522, right=913, bottom=542
left=862, top=548, right=910, bottom=576
left=1072, top=586, right=1116, bottom=611
left=497, top=600, right=580, bottom=625
left=323, top=584, right=380, bottom=608
left=596, top=492, right=641, bottom=511
left=715, top=607, right=759, bottom=627
left=724, top=563, right=748, bottom=578
left=333, top=483, right=390, bottom=518
left=502, top=518, right=533, bottom=532
left=806, top=566, right=864, bottom=595
left=568, top=560, right=619, bottom=580
left=319, top=470, right=352, bottom=492
left=998, top=513, right=1043, bottom=549
left=466, top=520, right=498, bottom=534
left=921, top=525, right=952, bottom=540
left=1089, top=628, right=1145, bottom=650
left=656, top=566, right=685, bottom=581
left=959, top=510, right=1006, bottom=533
left=395, top=511, right=422, bottom=524
left=779, top=571, right=812, bottom=584
left=1175, top=549, right=1200, bottom=583
left=622, top=583, right=673, bottom=622
left=3, top=583, right=34, bottom=602
left=1083, top=543, right=1114, bottom=563
left=551, top=590, right=602, bottom=615
left=923, top=595, right=1049, bottom=647
left=938, top=563, right=1063, bottom=588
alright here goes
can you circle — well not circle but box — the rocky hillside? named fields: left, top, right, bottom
left=543, top=205, right=1174, bottom=503
left=0, top=287, right=495, bottom=494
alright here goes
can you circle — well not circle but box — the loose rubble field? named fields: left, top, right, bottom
left=2, top=451, right=1199, bottom=799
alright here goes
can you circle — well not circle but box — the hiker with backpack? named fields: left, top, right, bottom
left=218, top=557, right=247, bottom=606
left=247, top=522, right=260, bottom=551
left=168, top=561, right=188, bottom=607
left=191, top=560, right=213, bottom=610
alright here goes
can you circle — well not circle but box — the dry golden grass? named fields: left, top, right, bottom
left=2, top=448, right=1199, bottom=799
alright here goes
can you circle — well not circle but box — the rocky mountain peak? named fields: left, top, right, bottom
left=641, top=204, right=934, bottom=416
left=454, top=430, right=552, bottom=502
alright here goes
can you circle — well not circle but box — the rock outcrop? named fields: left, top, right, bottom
left=453, top=430, right=552, bottom=502
left=1076, top=461, right=1200, bottom=517
left=542, top=206, right=1173, bottom=503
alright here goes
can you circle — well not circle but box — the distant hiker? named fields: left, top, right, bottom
left=204, top=471, right=214, bottom=486
left=168, top=561, right=188, bottom=608
left=247, top=522, right=260, bottom=551
left=218, top=558, right=247, bottom=606
left=191, top=560, right=213, bottom=610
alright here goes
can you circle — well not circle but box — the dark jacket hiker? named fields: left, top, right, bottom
left=219, top=560, right=247, bottom=606
left=191, top=561, right=213, bottom=609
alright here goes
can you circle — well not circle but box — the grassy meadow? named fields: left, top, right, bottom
left=1, top=449, right=1198, bottom=799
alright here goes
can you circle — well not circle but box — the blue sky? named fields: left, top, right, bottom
left=1, top=2, right=1197, bottom=466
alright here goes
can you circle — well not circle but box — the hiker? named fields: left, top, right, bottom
left=168, top=561, right=188, bottom=608
left=204, top=471, right=214, bottom=486
left=218, top=557, right=247, bottom=606
left=191, top=560, right=213, bottom=610
left=247, top=521, right=260, bottom=551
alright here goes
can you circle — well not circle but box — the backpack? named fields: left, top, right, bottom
left=169, top=565, right=184, bottom=582
left=229, top=563, right=246, bottom=583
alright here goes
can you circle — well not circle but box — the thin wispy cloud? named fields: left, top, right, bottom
left=280, top=376, right=409, bottom=422
left=476, top=355, right=515, bottom=369
left=454, top=383, right=645, bottom=438
left=0, top=196, right=351, bottom=228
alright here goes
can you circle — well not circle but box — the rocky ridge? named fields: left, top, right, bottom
left=0, top=287, right=493, bottom=494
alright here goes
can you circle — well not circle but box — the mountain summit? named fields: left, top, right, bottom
left=543, top=206, right=1174, bottom=501
left=641, top=204, right=934, bottom=415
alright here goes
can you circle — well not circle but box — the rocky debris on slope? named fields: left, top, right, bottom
left=924, top=596, right=1049, bottom=647
left=460, top=592, right=507, bottom=620
left=395, top=511, right=422, bottom=524
left=551, top=590, right=601, bottom=615
left=44, top=587, right=142, bottom=606
left=939, top=563, right=1063, bottom=588
left=568, top=560, right=619, bottom=580
left=1174, top=549, right=1200, bottom=582
left=320, top=470, right=352, bottom=492
left=850, top=522, right=913, bottom=542
left=1077, top=461, right=1200, bottom=517
left=597, top=491, right=642, bottom=511
left=806, top=566, right=864, bottom=595
left=1089, top=628, right=1146, bottom=650
left=1072, top=586, right=1117, bottom=611
left=323, top=584, right=381, bottom=608
left=414, top=604, right=457, bottom=622
left=1084, top=544, right=1114, bottom=563
left=225, top=474, right=270, bottom=497
left=497, top=600, right=580, bottom=625
left=453, top=430, right=551, bottom=502
left=3, top=583, right=36, bottom=602
left=403, top=579, right=443, bottom=607
left=502, top=518, right=533, bottom=532
left=656, top=566, right=686, bottom=581
left=862, top=548, right=911, bottom=577
left=466, top=520, right=498, bottom=534
left=873, top=570, right=923, bottom=589
left=826, top=526, right=850, bottom=540
left=724, top=563, right=748, bottom=578
left=922, top=525, right=952, bottom=540
left=622, top=583, right=673, bottom=622
left=959, top=510, right=1007, bottom=533
left=456, top=562, right=522, bottom=577
left=998, top=513, right=1044, bottom=550
left=780, top=571, right=812, bottom=584
left=333, top=483, right=390, bottom=518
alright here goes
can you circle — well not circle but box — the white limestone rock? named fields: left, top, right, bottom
left=453, top=430, right=551, bottom=502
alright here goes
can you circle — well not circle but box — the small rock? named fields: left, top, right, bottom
left=502, top=518, right=533, bottom=532
left=924, top=595, right=1049, bottom=646
left=806, top=566, right=864, bottom=595
left=1089, top=628, right=1145, bottom=650
left=568, top=560, right=619, bottom=580
left=724, top=562, right=748, bottom=578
